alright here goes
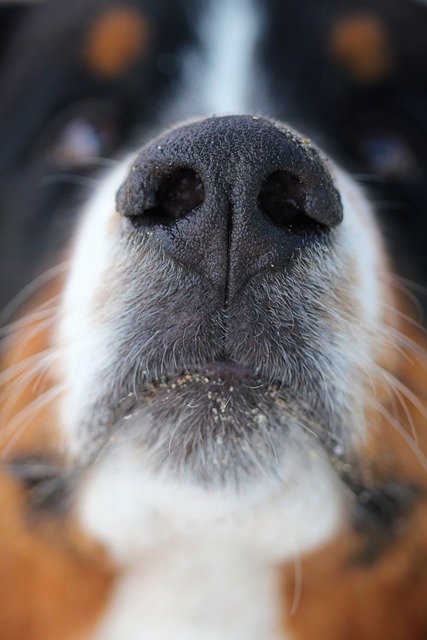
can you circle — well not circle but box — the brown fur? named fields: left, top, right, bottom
left=329, top=14, right=393, bottom=82
left=0, top=279, right=64, bottom=458
left=285, top=298, right=427, bottom=639
left=0, top=470, right=115, bottom=640
left=1, top=233, right=427, bottom=640
left=0, top=281, right=116, bottom=640
left=82, top=7, right=149, bottom=79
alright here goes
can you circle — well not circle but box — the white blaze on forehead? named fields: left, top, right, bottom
left=162, top=0, right=263, bottom=122
left=199, top=0, right=262, bottom=114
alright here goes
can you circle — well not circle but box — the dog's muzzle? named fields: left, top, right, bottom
left=59, top=114, right=383, bottom=486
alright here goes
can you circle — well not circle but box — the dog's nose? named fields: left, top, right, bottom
left=117, top=115, right=342, bottom=301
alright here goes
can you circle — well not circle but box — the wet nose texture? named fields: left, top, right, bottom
left=117, top=115, right=343, bottom=303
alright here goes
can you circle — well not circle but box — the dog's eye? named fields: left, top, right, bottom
left=355, top=127, right=419, bottom=180
left=41, top=101, right=119, bottom=169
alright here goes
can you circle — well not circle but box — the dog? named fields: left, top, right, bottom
left=1, top=0, right=427, bottom=638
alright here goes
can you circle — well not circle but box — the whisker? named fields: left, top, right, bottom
left=382, top=301, right=427, bottom=336
left=383, top=273, right=427, bottom=322
left=0, top=260, right=68, bottom=325
left=379, top=367, right=427, bottom=430
left=0, top=302, right=60, bottom=340
left=374, top=401, right=427, bottom=473
left=73, top=157, right=120, bottom=169
left=290, top=551, right=303, bottom=616
left=0, top=383, right=65, bottom=457
left=0, top=347, right=57, bottom=386
left=382, top=326, right=427, bottom=368
left=352, top=173, right=385, bottom=185
left=380, top=372, right=419, bottom=446
left=39, top=174, right=100, bottom=188
left=0, top=350, right=60, bottom=422
left=1, top=313, right=59, bottom=384
left=386, top=273, right=427, bottom=298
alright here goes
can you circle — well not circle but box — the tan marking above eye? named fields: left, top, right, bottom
left=82, top=7, right=150, bottom=79
left=329, top=14, right=393, bottom=83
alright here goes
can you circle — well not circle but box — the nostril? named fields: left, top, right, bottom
left=258, top=171, right=319, bottom=231
left=153, top=168, right=204, bottom=223
left=128, top=167, right=205, bottom=227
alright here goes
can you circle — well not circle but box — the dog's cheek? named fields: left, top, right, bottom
left=283, top=502, right=427, bottom=640
left=0, top=468, right=115, bottom=640
left=0, top=284, right=117, bottom=640
left=282, top=268, right=427, bottom=640
left=0, top=276, right=66, bottom=460
left=53, top=163, right=132, bottom=457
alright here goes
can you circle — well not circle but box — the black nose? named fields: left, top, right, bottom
left=117, top=115, right=342, bottom=302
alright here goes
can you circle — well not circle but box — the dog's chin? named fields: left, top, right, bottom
left=107, top=361, right=308, bottom=487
